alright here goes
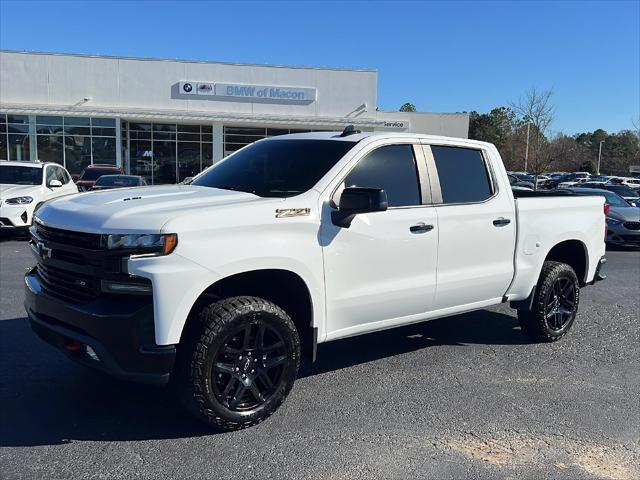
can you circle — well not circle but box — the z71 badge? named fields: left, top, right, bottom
left=275, top=208, right=310, bottom=218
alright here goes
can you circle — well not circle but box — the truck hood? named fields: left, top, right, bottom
left=35, top=185, right=274, bottom=233
left=0, top=184, right=40, bottom=199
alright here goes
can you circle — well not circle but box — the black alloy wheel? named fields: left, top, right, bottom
left=212, top=320, right=288, bottom=411
left=517, top=261, right=580, bottom=342
left=177, top=296, right=300, bottom=430
left=543, top=275, right=577, bottom=332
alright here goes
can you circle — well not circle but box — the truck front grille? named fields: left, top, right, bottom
left=31, top=223, right=147, bottom=305
left=35, top=223, right=102, bottom=249
left=37, top=263, right=99, bottom=304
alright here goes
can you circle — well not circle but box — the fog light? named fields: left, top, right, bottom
left=101, top=280, right=152, bottom=294
left=85, top=345, right=100, bottom=362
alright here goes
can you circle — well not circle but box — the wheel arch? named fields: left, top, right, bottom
left=180, top=268, right=316, bottom=359
left=511, top=238, right=589, bottom=312
left=544, top=239, right=589, bottom=286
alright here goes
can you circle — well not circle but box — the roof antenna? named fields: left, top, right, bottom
left=339, top=125, right=361, bottom=137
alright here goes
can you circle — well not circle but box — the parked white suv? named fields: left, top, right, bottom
left=25, top=129, right=607, bottom=430
left=0, top=161, right=78, bottom=229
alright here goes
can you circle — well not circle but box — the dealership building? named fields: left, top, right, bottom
left=0, top=50, right=469, bottom=183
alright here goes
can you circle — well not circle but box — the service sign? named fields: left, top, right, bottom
left=382, top=120, right=410, bottom=130
left=178, top=81, right=316, bottom=103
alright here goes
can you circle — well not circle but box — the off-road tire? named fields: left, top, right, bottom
left=176, top=296, right=300, bottom=430
left=518, top=261, right=580, bottom=342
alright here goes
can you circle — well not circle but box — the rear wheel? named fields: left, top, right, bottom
left=176, top=296, right=300, bottom=430
left=518, top=261, right=580, bottom=342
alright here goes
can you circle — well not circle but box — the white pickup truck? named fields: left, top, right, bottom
left=25, top=128, right=607, bottom=430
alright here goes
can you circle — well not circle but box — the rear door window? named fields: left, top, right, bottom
left=431, top=146, right=493, bottom=204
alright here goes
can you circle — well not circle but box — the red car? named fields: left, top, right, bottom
left=75, top=164, right=124, bottom=191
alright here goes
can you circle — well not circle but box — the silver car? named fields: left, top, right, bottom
left=565, top=187, right=640, bottom=248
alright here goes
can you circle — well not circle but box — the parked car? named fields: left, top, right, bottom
left=0, top=161, right=78, bottom=230
left=508, top=173, right=533, bottom=190
left=510, top=174, right=553, bottom=189
left=606, top=176, right=640, bottom=187
left=560, top=187, right=640, bottom=248
left=90, top=175, right=147, bottom=191
left=557, top=177, right=590, bottom=189
left=27, top=130, right=607, bottom=430
left=581, top=182, right=640, bottom=207
left=589, top=175, right=613, bottom=183
left=75, top=164, right=124, bottom=191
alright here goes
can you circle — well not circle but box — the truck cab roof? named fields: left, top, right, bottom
left=267, top=130, right=491, bottom=149
left=0, top=161, right=51, bottom=168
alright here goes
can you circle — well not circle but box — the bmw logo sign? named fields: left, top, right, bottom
left=183, top=83, right=193, bottom=93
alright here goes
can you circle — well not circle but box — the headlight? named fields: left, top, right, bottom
left=103, top=233, right=178, bottom=255
left=606, top=217, right=622, bottom=226
left=5, top=196, right=34, bottom=205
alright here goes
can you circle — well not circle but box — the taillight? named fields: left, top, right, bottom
left=604, top=204, right=610, bottom=215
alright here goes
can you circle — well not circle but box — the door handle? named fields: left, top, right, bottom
left=410, top=223, right=434, bottom=233
left=493, top=217, right=511, bottom=227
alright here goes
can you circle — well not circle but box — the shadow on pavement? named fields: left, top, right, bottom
left=0, top=309, right=524, bottom=447
left=0, top=229, right=30, bottom=242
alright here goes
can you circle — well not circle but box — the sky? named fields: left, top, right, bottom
left=0, top=0, right=638, bottom=135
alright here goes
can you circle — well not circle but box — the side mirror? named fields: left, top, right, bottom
left=48, top=179, right=63, bottom=188
left=71, top=175, right=79, bottom=182
left=331, top=187, right=388, bottom=228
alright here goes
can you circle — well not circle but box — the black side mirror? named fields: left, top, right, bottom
left=331, top=187, right=388, bottom=228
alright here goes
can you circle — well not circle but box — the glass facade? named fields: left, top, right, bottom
left=4, top=115, right=30, bottom=161
left=1, top=115, right=331, bottom=185
left=122, top=121, right=213, bottom=185
left=223, top=126, right=325, bottom=156
left=0, top=114, right=117, bottom=175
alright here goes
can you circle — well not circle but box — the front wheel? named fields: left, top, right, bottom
left=518, top=261, right=580, bottom=342
left=176, top=296, right=300, bottom=430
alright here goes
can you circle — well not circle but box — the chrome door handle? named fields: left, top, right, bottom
left=410, top=223, right=434, bottom=233
left=493, top=217, right=511, bottom=227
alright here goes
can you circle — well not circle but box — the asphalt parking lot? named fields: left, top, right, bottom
left=0, top=235, right=638, bottom=480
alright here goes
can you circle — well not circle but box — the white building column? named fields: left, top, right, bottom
left=28, top=115, right=37, bottom=161
left=115, top=117, right=122, bottom=169
left=212, top=123, right=224, bottom=163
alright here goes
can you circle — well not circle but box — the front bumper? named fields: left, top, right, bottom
left=0, top=204, right=31, bottom=228
left=606, top=225, right=640, bottom=247
left=25, top=267, right=176, bottom=384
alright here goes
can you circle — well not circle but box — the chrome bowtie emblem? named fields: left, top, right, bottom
left=37, top=241, right=52, bottom=260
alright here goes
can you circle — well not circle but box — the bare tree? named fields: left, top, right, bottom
left=510, top=87, right=555, bottom=184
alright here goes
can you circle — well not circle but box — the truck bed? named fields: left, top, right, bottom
left=506, top=193, right=606, bottom=300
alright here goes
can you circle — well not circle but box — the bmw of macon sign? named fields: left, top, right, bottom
left=216, top=83, right=316, bottom=102
left=178, top=81, right=316, bottom=103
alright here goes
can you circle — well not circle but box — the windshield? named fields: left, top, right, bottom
left=0, top=165, right=43, bottom=185
left=94, top=175, right=139, bottom=187
left=80, top=168, right=118, bottom=181
left=192, top=139, right=356, bottom=197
